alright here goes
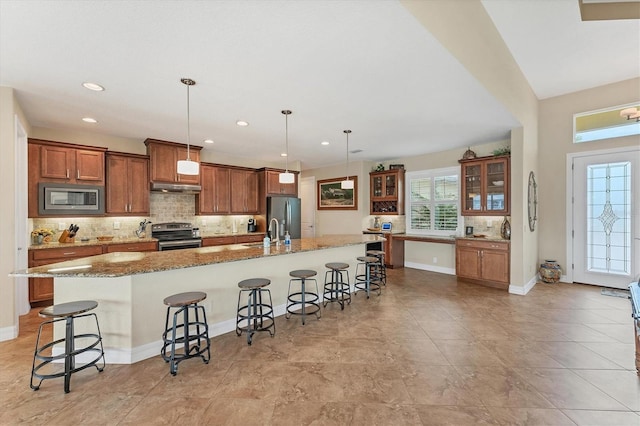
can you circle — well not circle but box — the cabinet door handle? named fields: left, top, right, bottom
left=66, top=169, right=70, bottom=179
left=77, top=170, right=80, bottom=179
left=63, top=252, right=76, bottom=256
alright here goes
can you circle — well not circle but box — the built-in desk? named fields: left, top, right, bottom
left=389, top=234, right=455, bottom=268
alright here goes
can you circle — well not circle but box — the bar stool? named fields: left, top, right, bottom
left=286, top=269, right=321, bottom=325
left=161, top=291, right=211, bottom=375
left=354, top=256, right=382, bottom=298
left=30, top=300, right=105, bottom=393
left=236, top=278, right=276, bottom=345
left=366, top=249, right=387, bottom=286
left=323, top=262, right=351, bottom=310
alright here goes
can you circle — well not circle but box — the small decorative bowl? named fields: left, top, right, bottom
left=97, top=236, right=114, bottom=241
left=492, top=180, right=504, bottom=186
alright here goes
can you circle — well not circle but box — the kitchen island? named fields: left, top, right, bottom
left=13, top=234, right=384, bottom=364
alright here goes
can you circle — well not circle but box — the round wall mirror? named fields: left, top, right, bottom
left=528, top=171, right=537, bottom=231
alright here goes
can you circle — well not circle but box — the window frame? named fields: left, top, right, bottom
left=405, top=166, right=461, bottom=236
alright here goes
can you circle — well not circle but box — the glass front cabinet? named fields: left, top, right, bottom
left=460, top=156, right=509, bottom=216
left=369, top=169, right=405, bottom=215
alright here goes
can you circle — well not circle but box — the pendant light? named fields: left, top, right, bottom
left=176, top=78, right=199, bottom=176
left=341, top=130, right=354, bottom=189
left=279, top=109, right=295, bottom=184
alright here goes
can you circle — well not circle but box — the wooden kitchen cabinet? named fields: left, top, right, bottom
left=202, top=234, right=263, bottom=247
left=28, top=245, right=104, bottom=304
left=460, top=155, right=510, bottom=216
left=262, top=168, right=298, bottom=196
left=34, top=140, right=106, bottom=184
left=455, top=239, right=510, bottom=289
left=106, top=152, right=150, bottom=215
left=144, top=139, right=202, bottom=186
left=230, top=169, right=258, bottom=214
left=197, top=164, right=231, bottom=214
left=202, top=236, right=237, bottom=247
left=28, top=139, right=107, bottom=217
left=369, top=169, right=405, bottom=215
left=104, top=241, right=157, bottom=253
left=236, top=234, right=264, bottom=244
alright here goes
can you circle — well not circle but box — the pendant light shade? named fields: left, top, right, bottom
left=279, top=110, right=295, bottom=184
left=177, top=78, right=199, bottom=176
left=341, top=129, right=353, bottom=189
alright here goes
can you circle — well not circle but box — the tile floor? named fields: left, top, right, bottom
left=1, top=268, right=638, bottom=425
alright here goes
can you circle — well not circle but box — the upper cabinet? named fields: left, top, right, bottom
left=106, top=152, right=150, bottom=215
left=30, top=139, right=106, bottom=184
left=196, top=163, right=231, bottom=215
left=258, top=168, right=299, bottom=197
left=28, top=139, right=107, bottom=217
left=460, top=155, right=510, bottom=216
left=230, top=169, right=258, bottom=214
left=369, top=169, right=405, bottom=215
left=144, top=138, right=202, bottom=186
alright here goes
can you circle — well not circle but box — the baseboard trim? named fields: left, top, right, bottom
left=404, top=262, right=455, bottom=275
left=0, top=324, right=18, bottom=342
left=509, top=275, right=537, bottom=295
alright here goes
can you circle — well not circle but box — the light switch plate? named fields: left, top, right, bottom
left=113, top=222, right=121, bottom=230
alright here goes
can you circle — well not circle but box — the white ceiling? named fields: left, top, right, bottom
left=1, top=0, right=638, bottom=169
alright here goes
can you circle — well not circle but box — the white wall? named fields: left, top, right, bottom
left=0, top=87, right=31, bottom=340
left=538, top=78, right=640, bottom=276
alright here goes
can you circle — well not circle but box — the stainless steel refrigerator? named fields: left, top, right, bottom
left=267, top=196, right=301, bottom=239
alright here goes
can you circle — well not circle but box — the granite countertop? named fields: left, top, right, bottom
left=29, top=237, right=159, bottom=250
left=15, top=234, right=384, bottom=278
left=456, top=235, right=510, bottom=242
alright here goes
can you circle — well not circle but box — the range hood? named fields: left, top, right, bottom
left=150, top=182, right=201, bottom=193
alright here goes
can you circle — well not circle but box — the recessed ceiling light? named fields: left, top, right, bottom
left=203, top=139, right=214, bottom=144
left=82, top=82, right=104, bottom=91
left=82, top=117, right=97, bottom=123
left=236, top=120, right=249, bottom=127
left=280, top=153, right=288, bottom=157
left=321, top=141, right=330, bottom=146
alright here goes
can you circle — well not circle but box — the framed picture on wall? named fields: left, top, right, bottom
left=317, top=176, right=358, bottom=210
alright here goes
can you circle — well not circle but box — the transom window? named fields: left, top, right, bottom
left=406, top=167, right=460, bottom=235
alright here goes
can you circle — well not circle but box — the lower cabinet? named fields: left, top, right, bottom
left=29, top=245, right=105, bottom=304
left=455, top=239, right=510, bottom=289
left=104, top=241, right=158, bottom=253
left=202, top=234, right=263, bottom=247
left=28, top=241, right=158, bottom=303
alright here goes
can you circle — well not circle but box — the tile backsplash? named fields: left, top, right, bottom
left=29, top=193, right=255, bottom=240
left=463, top=216, right=509, bottom=237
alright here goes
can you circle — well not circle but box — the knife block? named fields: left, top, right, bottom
left=58, top=230, right=75, bottom=243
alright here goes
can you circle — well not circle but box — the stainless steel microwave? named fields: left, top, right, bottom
left=38, top=183, right=105, bottom=215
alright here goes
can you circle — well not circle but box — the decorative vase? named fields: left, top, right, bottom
left=500, top=216, right=511, bottom=240
left=33, top=235, right=44, bottom=245
left=539, top=260, right=562, bottom=283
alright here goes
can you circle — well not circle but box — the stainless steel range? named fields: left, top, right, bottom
left=151, top=222, right=202, bottom=251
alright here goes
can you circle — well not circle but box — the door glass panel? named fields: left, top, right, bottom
left=372, top=176, right=383, bottom=197
left=464, top=164, right=481, bottom=211
left=486, top=161, right=506, bottom=211
left=385, top=175, right=396, bottom=197
left=587, top=161, right=631, bottom=276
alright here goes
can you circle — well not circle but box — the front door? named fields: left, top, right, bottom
left=572, top=148, right=640, bottom=289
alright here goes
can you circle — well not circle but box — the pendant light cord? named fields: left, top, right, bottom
left=186, top=82, right=191, bottom=161
left=344, top=129, right=352, bottom=180
left=281, top=110, right=292, bottom=173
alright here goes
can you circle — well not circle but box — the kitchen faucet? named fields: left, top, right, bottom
left=268, top=218, right=280, bottom=246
